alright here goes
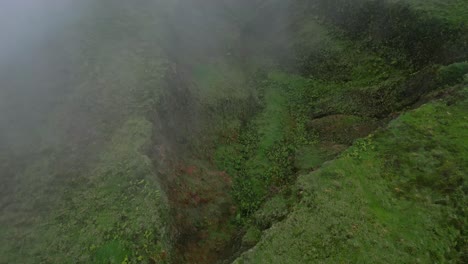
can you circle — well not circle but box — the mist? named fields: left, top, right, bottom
left=3, top=0, right=464, bottom=263
left=0, top=1, right=296, bottom=262
left=0, top=1, right=84, bottom=60
left=0, top=0, right=91, bottom=153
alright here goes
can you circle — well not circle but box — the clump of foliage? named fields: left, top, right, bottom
left=241, top=226, right=263, bottom=247
left=253, top=196, right=290, bottom=229
left=437, top=61, right=468, bottom=86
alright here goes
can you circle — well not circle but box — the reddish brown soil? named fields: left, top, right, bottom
left=165, top=163, right=238, bottom=264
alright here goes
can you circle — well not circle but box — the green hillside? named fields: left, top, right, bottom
left=235, top=84, right=468, bottom=263
left=0, top=0, right=466, bottom=263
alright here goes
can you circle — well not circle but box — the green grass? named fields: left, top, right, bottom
left=94, top=240, right=130, bottom=264
left=216, top=83, right=291, bottom=216
left=234, top=85, right=468, bottom=263
left=214, top=25, right=417, bottom=220
left=0, top=118, right=169, bottom=263
left=255, top=83, right=289, bottom=150
left=215, top=4, right=468, bottom=260
left=193, top=60, right=250, bottom=105
left=294, top=145, right=333, bottom=171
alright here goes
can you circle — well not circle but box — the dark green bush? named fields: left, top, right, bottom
left=437, top=62, right=468, bottom=86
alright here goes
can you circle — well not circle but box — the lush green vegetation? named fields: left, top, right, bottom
left=221, top=0, right=467, bottom=262
left=234, top=84, right=467, bottom=263
left=0, top=0, right=467, bottom=263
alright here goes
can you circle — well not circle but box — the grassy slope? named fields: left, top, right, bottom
left=214, top=16, right=409, bottom=217
left=0, top=2, right=171, bottom=263
left=1, top=119, right=169, bottom=263
left=1, top=1, right=466, bottom=263
left=396, top=0, right=468, bottom=24
left=234, top=84, right=467, bottom=263
left=229, top=0, right=468, bottom=262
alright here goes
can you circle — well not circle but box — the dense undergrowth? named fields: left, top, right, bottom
left=216, top=0, right=468, bottom=262
left=235, top=84, right=468, bottom=263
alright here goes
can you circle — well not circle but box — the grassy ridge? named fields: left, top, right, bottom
left=223, top=1, right=468, bottom=261
left=234, top=85, right=467, bottom=263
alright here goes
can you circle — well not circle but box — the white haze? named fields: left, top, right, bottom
left=0, top=0, right=86, bottom=62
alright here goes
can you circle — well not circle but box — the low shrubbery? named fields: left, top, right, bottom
left=437, top=61, right=468, bottom=86
left=310, top=0, right=467, bottom=67
left=235, top=86, right=468, bottom=263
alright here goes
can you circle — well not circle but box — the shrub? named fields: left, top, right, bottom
left=437, top=62, right=468, bottom=86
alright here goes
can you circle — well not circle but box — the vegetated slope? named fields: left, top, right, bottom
left=0, top=0, right=269, bottom=263
left=0, top=0, right=467, bottom=263
left=395, top=0, right=468, bottom=24
left=0, top=1, right=172, bottom=263
left=229, top=0, right=468, bottom=262
left=234, top=84, right=468, bottom=263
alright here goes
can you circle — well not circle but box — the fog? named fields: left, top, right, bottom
left=0, top=0, right=296, bottom=206
left=0, top=1, right=295, bottom=262
left=0, top=0, right=293, bottom=153
left=0, top=0, right=86, bottom=61
left=0, top=0, right=91, bottom=153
